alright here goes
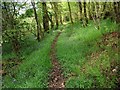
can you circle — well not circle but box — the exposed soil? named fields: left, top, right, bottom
left=49, top=32, right=65, bottom=88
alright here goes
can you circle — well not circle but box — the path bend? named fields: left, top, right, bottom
left=49, top=31, right=65, bottom=88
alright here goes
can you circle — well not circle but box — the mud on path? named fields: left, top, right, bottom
left=49, top=31, right=65, bottom=88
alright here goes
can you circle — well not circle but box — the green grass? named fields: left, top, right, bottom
left=2, top=19, right=119, bottom=88
left=56, top=19, right=119, bottom=88
left=2, top=31, right=58, bottom=88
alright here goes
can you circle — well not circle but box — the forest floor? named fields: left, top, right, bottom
left=49, top=31, right=65, bottom=88
left=56, top=20, right=119, bottom=88
left=2, top=19, right=120, bottom=88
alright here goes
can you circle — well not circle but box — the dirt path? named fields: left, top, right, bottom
left=49, top=31, right=65, bottom=88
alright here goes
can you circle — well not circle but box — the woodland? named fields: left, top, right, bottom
left=1, top=0, right=120, bottom=88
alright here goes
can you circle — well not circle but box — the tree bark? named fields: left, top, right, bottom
left=54, top=2, right=59, bottom=29
left=60, top=12, right=63, bottom=25
left=83, top=1, right=88, bottom=27
left=114, top=2, right=120, bottom=23
left=31, top=2, right=42, bottom=42
left=78, top=1, right=82, bottom=21
left=42, top=2, right=49, bottom=32
left=68, top=2, right=73, bottom=24
left=50, top=2, right=59, bottom=29
left=60, top=15, right=63, bottom=25
left=89, top=2, right=100, bottom=30
left=47, top=12, right=54, bottom=29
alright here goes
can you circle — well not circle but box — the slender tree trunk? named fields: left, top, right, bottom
left=46, top=11, right=54, bottom=29
left=68, top=2, right=73, bottom=24
left=96, top=2, right=100, bottom=30
left=87, top=2, right=92, bottom=20
left=42, top=2, right=49, bottom=32
left=50, top=15, right=54, bottom=29
left=90, top=2, right=100, bottom=30
left=54, top=2, right=59, bottom=29
left=50, top=2, right=59, bottom=29
left=31, top=2, right=42, bottom=42
left=114, top=2, right=120, bottom=23
left=102, top=2, right=107, bottom=19
left=59, top=3, right=63, bottom=25
left=83, top=1, right=88, bottom=27
left=60, top=12, right=63, bottom=25
left=78, top=1, right=82, bottom=21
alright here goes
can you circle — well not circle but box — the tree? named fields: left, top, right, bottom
left=78, top=1, right=82, bottom=21
left=50, top=2, right=59, bottom=29
left=83, top=1, right=88, bottom=27
left=114, top=2, right=120, bottom=23
left=42, top=2, right=49, bottom=32
left=31, top=1, right=42, bottom=42
left=89, top=2, right=100, bottom=30
left=67, top=1, right=73, bottom=24
left=2, top=2, right=21, bottom=56
left=59, top=3, right=63, bottom=25
left=47, top=11, right=54, bottom=29
left=95, top=2, right=100, bottom=30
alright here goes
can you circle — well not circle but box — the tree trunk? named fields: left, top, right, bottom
left=95, top=2, right=100, bottom=30
left=50, top=2, right=59, bottom=29
left=50, top=15, right=54, bottom=29
left=54, top=2, right=59, bottom=29
left=42, top=2, right=49, bottom=32
left=114, top=2, right=120, bottom=23
left=31, top=2, right=42, bottom=42
left=60, top=12, right=63, bottom=25
left=46, top=11, right=54, bottom=29
left=90, top=2, right=100, bottom=30
left=78, top=1, right=82, bottom=21
left=83, top=1, right=88, bottom=27
left=68, top=2, right=73, bottom=24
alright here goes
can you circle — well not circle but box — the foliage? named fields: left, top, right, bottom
left=56, top=19, right=119, bottom=88
left=2, top=1, right=120, bottom=88
left=2, top=31, right=58, bottom=88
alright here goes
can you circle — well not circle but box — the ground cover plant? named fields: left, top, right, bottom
left=1, top=1, right=120, bottom=88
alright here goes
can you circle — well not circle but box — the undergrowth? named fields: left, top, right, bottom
left=2, top=19, right=119, bottom=88
left=56, top=19, right=119, bottom=88
left=2, top=31, right=58, bottom=88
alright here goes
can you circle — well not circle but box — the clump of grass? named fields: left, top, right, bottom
left=56, top=19, right=119, bottom=88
